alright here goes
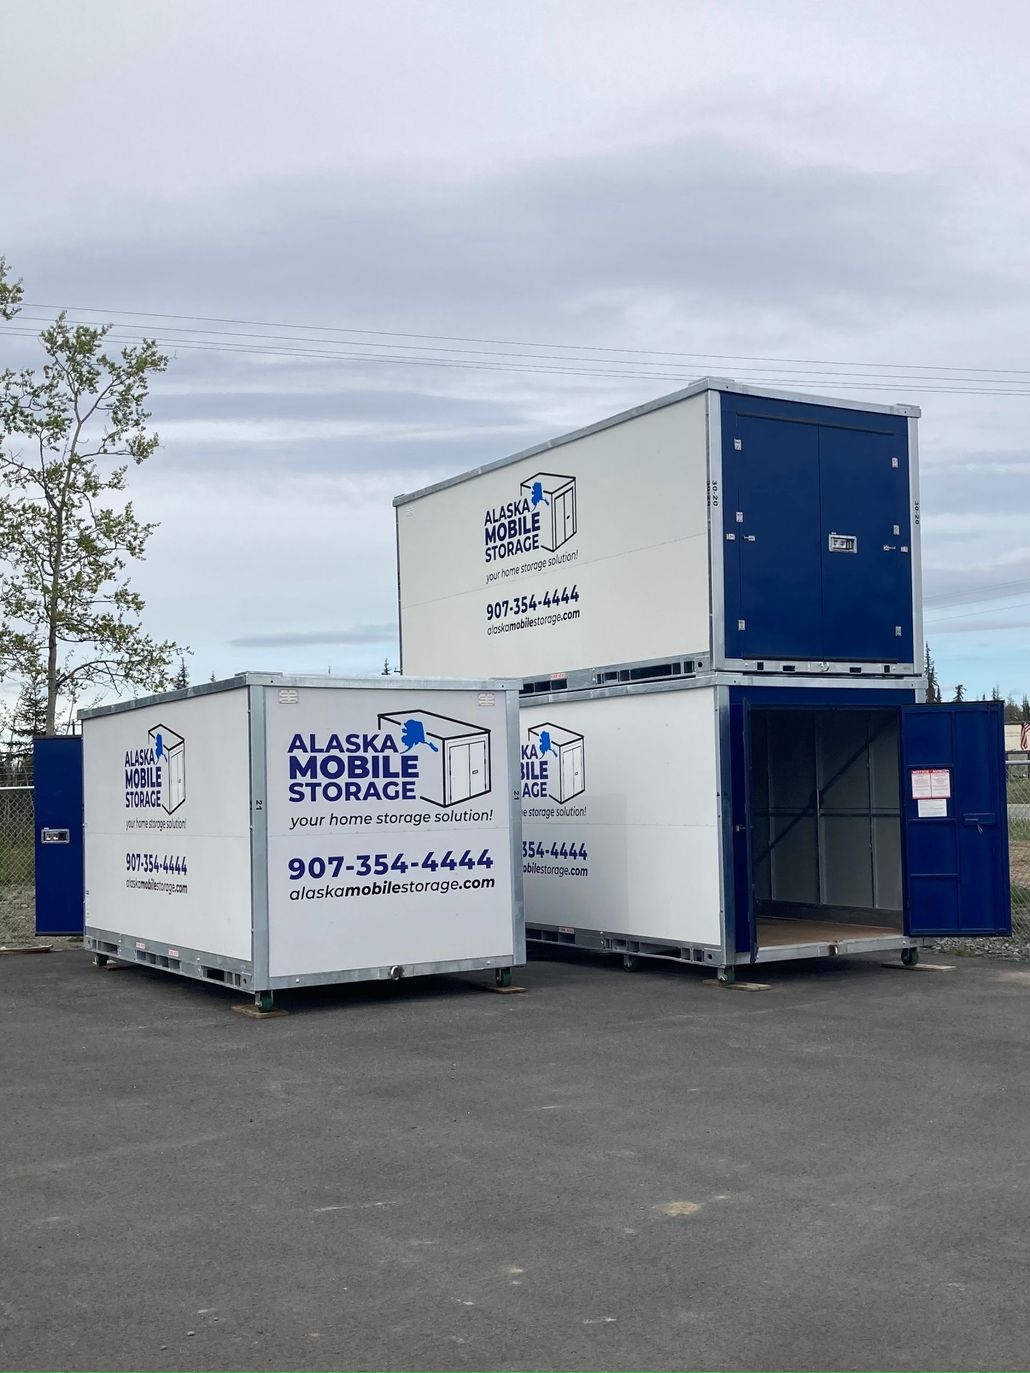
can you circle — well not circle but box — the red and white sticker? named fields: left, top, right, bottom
left=911, top=768, right=951, bottom=800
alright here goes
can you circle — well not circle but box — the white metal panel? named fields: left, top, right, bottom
left=398, top=393, right=711, bottom=678
left=263, top=686, right=516, bottom=978
left=83, top=688, right=253, bottom=960
left=519, top=687, right=722, bottom=946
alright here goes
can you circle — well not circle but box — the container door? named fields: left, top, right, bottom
left=561, top=485, right=576, bottom=543
left=900, top=702, right=1011, bottom=936
left=561, top=742, right=584, bottom=800
left=447, top=741, right=472, bottom=804
left=723, top=412, right=824, bottom=660
left=819, top=422, right=912, bottom=662
left=467, top=737, right=488, bottom=798
left=33, top=736, right=85, bottom=936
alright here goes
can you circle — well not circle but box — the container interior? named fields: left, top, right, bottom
left=748, top=707, right=903, bottom=938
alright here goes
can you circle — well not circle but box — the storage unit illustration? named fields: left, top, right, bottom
left=518, top=473, right=577, bottom=552
left=394, top=378, right=921, bottom=682
left=148, top=724, right=185, bottom=814
left=376, top=709, right=491, bottom=807
left=396, top=378, right=1011, bottom=977
left=526, top=723, right=585, bottom=804
left=82, top=674, right=524, bottom=1008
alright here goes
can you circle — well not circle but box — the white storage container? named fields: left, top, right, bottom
left=395, top=379, right=923, bottom=683
left=83, top=674, right=524, bottom=1009
left=519, top=675, right=1011, bottom=978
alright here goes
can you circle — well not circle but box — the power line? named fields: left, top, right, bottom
left=926, top=599, right=1030, bottom=625
left=5, top=320, right=1030, bottom=396
left=15, top=312, right=1030, bottom=389
left=20, top=300, right=1030, bottom=379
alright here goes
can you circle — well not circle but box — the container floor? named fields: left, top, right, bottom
left=757, top=916, right=900, bottom=947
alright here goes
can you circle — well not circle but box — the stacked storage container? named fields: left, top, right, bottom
left=395, top=378, right=1011, bottom=978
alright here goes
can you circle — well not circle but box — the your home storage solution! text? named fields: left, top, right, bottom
left=518, top=678, right=1011, bottom=977
left=82, top=675, right=524, bottom=1010
left=394, top=378, right=922, bottom=682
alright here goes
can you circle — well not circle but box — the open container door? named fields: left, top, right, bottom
left=900, top=701, right=1011, bottom=937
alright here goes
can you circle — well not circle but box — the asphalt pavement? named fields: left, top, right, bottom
left=1, top=948, right=1029, bottom=1372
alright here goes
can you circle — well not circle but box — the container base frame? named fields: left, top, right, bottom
left=85, top=926, right=519, bottom=997
left=526, top=921, right=919, bottom=971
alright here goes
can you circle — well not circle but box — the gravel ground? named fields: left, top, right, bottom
left=0, top=886, right=82, bottom=951
left=931, top=931, right=1030, bottom=961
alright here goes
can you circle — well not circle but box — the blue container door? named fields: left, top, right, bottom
left=900, top=702, right=1011, bottom=937
left=32, top=736, right=85, bottom=936
left=722, top=412, right=823, bottom=660
left=819, top=422, right=913, bottom=663
left=721, top=394, right=913, bottom=662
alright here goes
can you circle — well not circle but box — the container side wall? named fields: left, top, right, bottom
left=83, top=688, right=253, bottom=960
left=397, top=393, right=710, bottom=678
left=263, top=685, right=517, bottom=978
left=519, top=687, right=722, bottom=946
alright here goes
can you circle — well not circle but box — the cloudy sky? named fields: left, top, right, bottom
left=3, top=0, right=1029, bottom=700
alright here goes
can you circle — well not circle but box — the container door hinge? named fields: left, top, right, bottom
left=725, top=532, right=736, bottom=541
left=891, top=456, right=899, bottom=468
left=738, top=619, right=746, bottom=631
left=734, top=438, right=742, bottom=451
left=895, top=625, right=902, bottom=637
left=735, top=510, right=744, bottom=523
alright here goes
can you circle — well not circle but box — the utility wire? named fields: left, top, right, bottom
left=19, top=300, right=1030, bottom=379
left=14, top=312, right=1030, bottom=389
left=4, top=320, right=1030, bottom=396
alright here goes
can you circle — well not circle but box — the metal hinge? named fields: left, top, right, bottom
left=736, top=510, right=744, bottom=523
left=895, top=626, right=902, bottom=637
left=725, top=532, right=736, bottom=541
left=734, top=438, right=742, bottom=451
left=891, top=456, right=899, bottom=468
left=738, top=618, right=746, bottom=631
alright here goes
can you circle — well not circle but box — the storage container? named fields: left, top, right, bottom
left=518, top=676, right=1010, bottom=978
left=82, top=674, right=524, bottom=1009
left=394, top=379, right=922, bottom=683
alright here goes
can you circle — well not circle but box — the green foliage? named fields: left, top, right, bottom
left=0, top=260, right=186, bottom=733
left=924, top=643, right=941, bottom=704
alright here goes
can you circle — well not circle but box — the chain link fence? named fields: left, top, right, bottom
left=0, top=785, right=36, bottom=945
left=0, top=776, right=1027, bottom=945
left=1007, top=762, right=1030, bottom=937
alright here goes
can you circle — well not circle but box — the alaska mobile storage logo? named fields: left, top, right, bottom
left=522, top=723, right=585, bottom=804
left=484, top=473, right=577, bottom=564
left=124, top=725, right=186, bottom=814
left=287, top=711, right=492, bottom=808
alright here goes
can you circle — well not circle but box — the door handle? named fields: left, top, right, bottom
left=962, top=814, right=995, bottom=829
left=883, top=544, right=897, bottom=552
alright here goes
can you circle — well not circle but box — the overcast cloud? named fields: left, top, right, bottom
left=2, top=0, right=1029, bottom=698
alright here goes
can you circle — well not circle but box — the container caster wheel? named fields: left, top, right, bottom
left=255, top=991, right=275, bottom=1012
left=495, top=968, right=512, bottom=988
left=93, top=953, right=108, bottom=967
left=901, top=947, right=920, bottom=968
left=623, top=954, right=639, bottom=971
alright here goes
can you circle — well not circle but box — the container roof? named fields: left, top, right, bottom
left=393, top=375, right=920, bottom=507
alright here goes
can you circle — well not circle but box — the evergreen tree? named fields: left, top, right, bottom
left=991, top=683, right=1003, bottom=702
left=952, top=683, right=965, bottom=703
left=173, top=657, right=189, bottom=690
left=1022, top=695, right=1030, bottom=723
left=924, top=644, right=941, bottom=704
